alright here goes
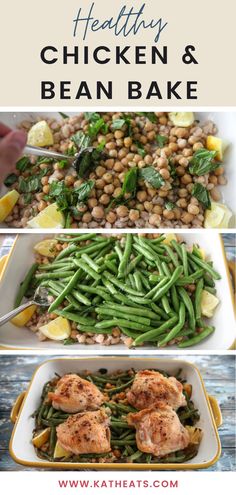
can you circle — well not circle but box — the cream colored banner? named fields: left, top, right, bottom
left=0, top=0, right=235, bottom=106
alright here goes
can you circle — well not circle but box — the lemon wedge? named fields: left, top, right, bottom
left=27, top=203, right=65, bottom=229
left=11, top=305, right=37, bottom=327
left=27, top=120, right=54, bottom=147
left=201, top=290, right=219, bottom=318
left=204, top=202, right=232, bottom=229
left=163, top=234, right=178, bottom=245
left=39, top=316, right=71, bottom=341
left=0, top=190, right=20, bottom=222
left=34, top=239, right=58, bottom=258
left=206, top=135, right=228, bottom=161
left=54, top=440, right=71, bottom=459
left=168, top=112, right=194, bottom=127
left=32, top=428, right=51, bottom=448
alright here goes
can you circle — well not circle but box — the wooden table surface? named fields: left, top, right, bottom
left=0, top=354, right=235, bottom=471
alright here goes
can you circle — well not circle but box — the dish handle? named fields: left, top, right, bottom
left=10, top=391, right=26, bottom=423
left=208, top=395, right=223, bottom=428
left=0, top=254, right=9, bottom=279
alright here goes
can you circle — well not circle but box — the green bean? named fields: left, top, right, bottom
left=138, top=270, right=151, bottom=290
left=120, top=327, right=140, bottom=339
left=71, top=290, right=92, bottom=306
left=161, top=295, right=172, bottom=314
left=14, top=263, right=38, bottom=307
left=181, top=244, right=189, bottom=277
left=54, top=309, right=95, bottom=325
left=171, top=285, right=179, bottom=313
left=104, top=303, right=160, bottom=320
left=95, top=307, right=151, bottom=326
left=152, top=266, right=183, bottom=302
left=128, top=273, right=136, bottom=290
left=81, top=253, right=101, bottom=273
left=178, top=287, right=196, bottom=331
left=95, top=318, right=153, bottom=332
left=104, top=260, right=117, bottom=274
left=126, top=254, right=143, bottom=274
left=35, top=271, right=75, bottom=280
left=145, top=276, right=169, bottom=299
left=158, top=303, right=186, bottom=346
left=55, top=244, right=78, bottom=261
left=133, top=272, right=143, bottom=292
left=103, top=271, right=144, bottom=297
left=149, top=235, right=166, bottom=244
left=49, top=426, right=57, bottom=454
left=114, top=244, right=123, bottom=261
left=48, top=269, right=87, bottom=313
left=55, top=233, right=97, bottom=243
left=170, top=240, right=183, bottom=259
left=118, top=233, right=132, bottom=277
left=73, top=259, right=101, bottom=281
left=178, top=326, right=215, bottom=347
left=75, top=241, right=110, bottom=257
left=107, top=378, right=134, bottom=394
left=38, top=262, right=75, bottom=271
left=102, top=278, right=117, bottom=295
left=188, top=253, right=221, bottom=280
left=111, top=440, right=136, bottom=446
left=195, top=278, right=204, bottom=320
left=110, top=421, right=132, bottom=428
left=150, top=302, right=169, bottom=320
left=132, top=315, right=178, bottom=345
left=204, top=286, right=217, bottom=295
left=133, top=243, right=156, bottom=261
left=161, top=261, right=171, bottom=277
left=163, top=245, right=179, bottom=267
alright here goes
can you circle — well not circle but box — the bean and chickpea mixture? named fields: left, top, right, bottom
left=4, top=112, right=227, bottom=228
left=16, top=233, right=221, bottom=348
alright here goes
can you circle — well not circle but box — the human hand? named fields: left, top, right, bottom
left=0, top=123, right=27, bottom=187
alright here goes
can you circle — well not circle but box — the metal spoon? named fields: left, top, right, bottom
left=0, top=286, right=51, bottom=327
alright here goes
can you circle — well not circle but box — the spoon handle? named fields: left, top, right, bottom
left=0, top=301, right=36, bottom=327
left=24, top=144, right=73, bottom=162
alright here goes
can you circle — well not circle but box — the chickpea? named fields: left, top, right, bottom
left=153, top=205, right=163, bottom=215
left=181, top=174, right=192, bottom=185
left=99, top=194, right=110, bottom=205
left=210, top=187, right=221, bottom=201
left=74, top=179, right=83, bottom=188
left=82, top=212, right=92, bottom=223
left=38, top=200, right=47, bottom=211
left=103, top=172, right=113, bottom=183
left=113, top=161, right=124, bottom=172
left=181, top=212, right=194, bottom=224
left=137, top=190, right=147, bottom=202
left=116, top=205, right=129, bottom=217
left=144, top=201, right=153, bottom=212
left=177, top=198, right=187, bottom=208
left=91, top=206, right=104, bottom=219
left=214, top=166, right=224, bottom=176
left=160, top=168, right=170, bottom=180
left=41, top=176, right=49, bottom=186
left=96, top=178, right=105, bottom=189
left=106, top=211, right=117, bottom=223
left=104, top=184, right=114, bottom=195
left=42, top=185, right=50, bottom=194
left=96, top=165, right=106, bottom=177
left=124, top=136, right=132, bottom=147
left=113, top=187, right=122, bottom=197
left=88, top=198, right=98, bottom=208
left=187, top=204, right=200, bottom=215
left=149, top=214, right=161, bottom=226
left=114, top=130, right=124, bottom=139
left=129, top=209, right=140, bottom=221
left=156, top=157, right=168, bottom=168
left=64, top=175, right=75, bottom=186
left=163, top=209, right=175, bottom=220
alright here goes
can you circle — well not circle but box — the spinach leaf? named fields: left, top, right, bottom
left=112, top=115, right=132, bottom=135
left=36, top=156, right=54, bottom=165
left=88, top=117, right=108, bottom=138
left=66, top=144, right=77, bottom=156
left=122, top=167, right=138, bottom=196
left=165, top=201, right=175, bottom=210
left=156, top=134, right=168, bottom=148
left=23, top=193, right=32, bottom=205
left=74, top=180, right=95, bottom=202
left=71, top=131, right=91, bottom=149
left=4, top=173, right=18, bottom=187
left=76, top=147, right=104, bottom=178
left=18, top=168, right=50, bottom=193
left=59, top=112, right=69, bottom=119
left=139, top=167, right=165, bottom=188
left=137, top=112, right=157, bottom=123
left=169, top=159, right=177, bottom=179
left=191, top=183, right=211, bottom=209
left=57, top=159, right=69, bottom=169
left=16, top=156, right=30, bottom=172
left=189, top=148, right=219, bottom=176
left=84, top=112, right=101, bottom=122
left=135, top=141, right=146, bottom=158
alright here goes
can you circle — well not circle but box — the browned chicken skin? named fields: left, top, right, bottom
left=48, top=374, right=104, bottom=413
left=128, top=405, right=190, bottom=457
left=56, top=410, right=111, bottom=455
left=127, top=370, right=186, bottom=410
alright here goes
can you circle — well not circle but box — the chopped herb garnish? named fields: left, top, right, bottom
left=191, top=183, right=211, bottom=209
left=156, top=135, right=168, bottom=148
left=58, top=159, right=69, bottom=169
left=135, top=141, right=146, bottom=158
left=137, top=112, right=157, bottom=123
left=46, top=179, right=95, bottom=216
left=107, top=168, right=138, bottom=210
left=112, top=115, right=132, bottom=136
left=71, top=131, right=91, bottom=149
left=36, top=156, right=54, bottom=165
left=23, top=193, right=32, bottom=205
left=189, top=148, right=219, bottom=176
left=18, top=168, right=50, bottom=193
left=139, top=167, right=165, bottom=188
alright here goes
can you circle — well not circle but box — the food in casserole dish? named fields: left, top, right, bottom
left=0, top=112, right=232, bottom=229
left=13, top=233, right=221, bottom=348
left=32, top=367, right=202, bottom=464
